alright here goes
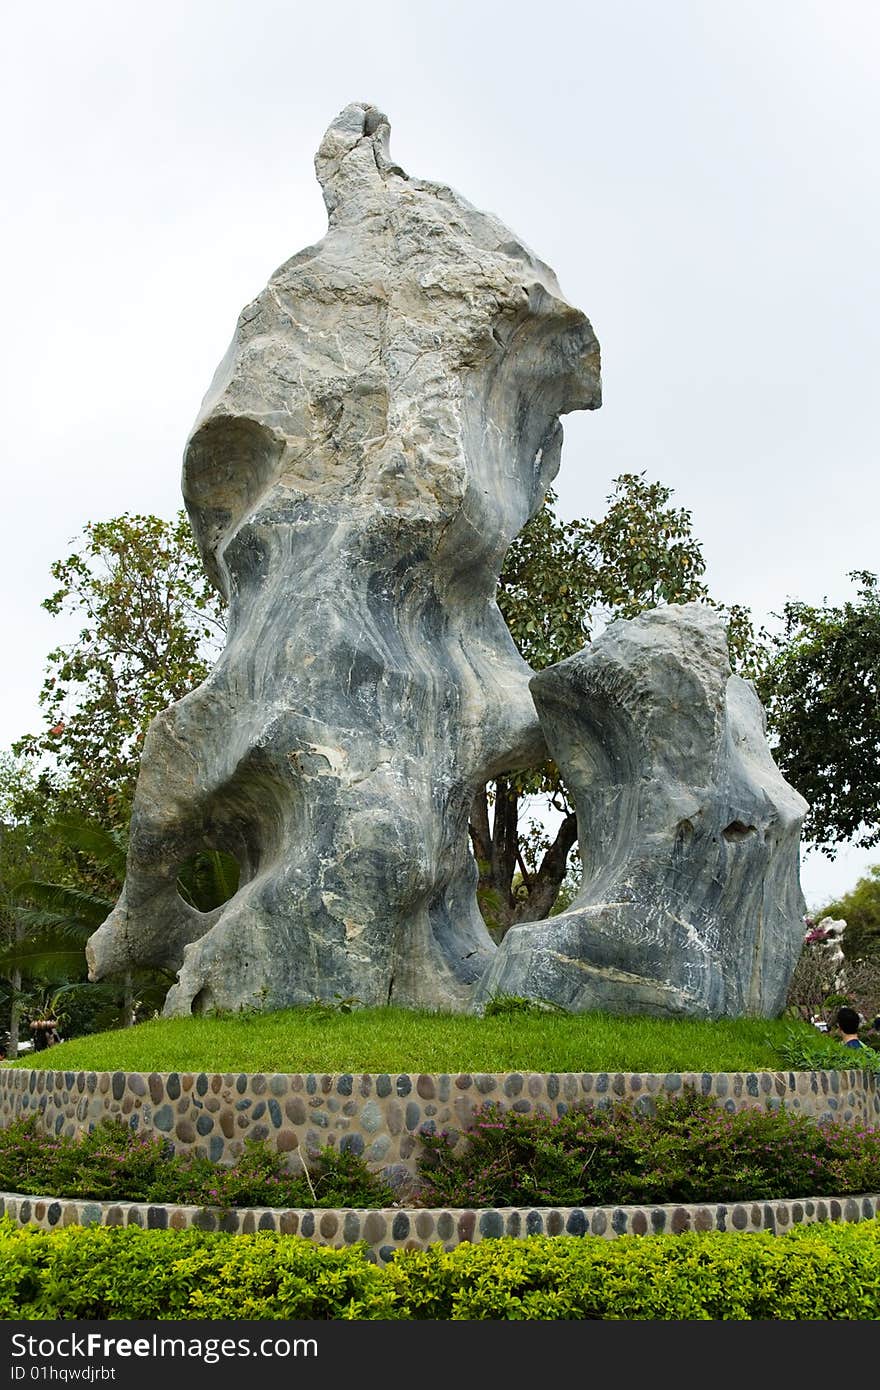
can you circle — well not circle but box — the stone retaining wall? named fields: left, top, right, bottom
left=2, top=1066, right=877, bottom=1196
left=1, top=1189, right=878, bottom=1266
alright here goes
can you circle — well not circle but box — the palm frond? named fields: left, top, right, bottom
left=11, top=880, right=111, bottom=931
left=50, top=816, right=128, bottom=880
left=176, top=849, right=239, bottom=912
left=0, top=933, right=88, bottom=980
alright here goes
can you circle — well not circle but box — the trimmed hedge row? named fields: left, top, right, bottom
left=0, top=1117, right=393, bottom=1208
left=417, top=1090, right=880, bottom=1206
left=3, top=1216, right=880, bottom=1319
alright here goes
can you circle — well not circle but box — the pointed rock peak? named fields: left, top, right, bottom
left=314, top=101, right=404, bottom=220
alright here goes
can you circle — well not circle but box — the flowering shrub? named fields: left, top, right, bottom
left=415, top=1089, right=880, bottom=1207
left=804, top=926, right=830, bottom=945
left=787, top=914, right=855, bottom=1024
left=0, top=1118, right=393, bottom=1209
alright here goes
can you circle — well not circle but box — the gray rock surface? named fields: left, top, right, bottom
left=810, top=918, right=848, bottom=996
left=85, top=101, right=601, bottom=1014
left=476, top=604, right=809, bottom=1018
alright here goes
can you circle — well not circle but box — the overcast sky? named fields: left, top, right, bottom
left=1, top=0, right=877, bottom=909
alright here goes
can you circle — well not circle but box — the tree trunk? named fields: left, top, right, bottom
left=8, top=966, right=21, bottom=1060
left=468, top=787, right=494, bottom=880
left=512, top=813, right=578, bottom=924
left=468, top=781, right=579, bottom=943
left=123, top=971, right=135, bottom=1027
left=493, top=778, right=521, bottom=907
left=469, top=786, right=513, bottom=942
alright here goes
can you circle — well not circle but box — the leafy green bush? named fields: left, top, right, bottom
left=415, top=1089, right=880, bottom=1207
left=0, top=1220, right=397, bottom=1320
left=384, top=1225, right=880, bottom=1320
left=775, top=1025, right=880, bottom=1072
left=0, top=1118, right=393, bottom=1209
left=3, top=1218, right=880, bottom=1319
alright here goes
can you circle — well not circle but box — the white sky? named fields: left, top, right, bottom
left=0, top=0, right=877, bottom=910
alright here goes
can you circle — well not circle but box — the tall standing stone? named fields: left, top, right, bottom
left=85, top=102, right=601, bottom=1014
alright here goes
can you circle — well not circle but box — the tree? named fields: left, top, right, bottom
left=470, top=472, right=749, bottom=940
left=0, top=811, right=237, bottom=1045
left=2, top=509, right=230, bottom=1042
left=785, top=924, right=845, bottom=1026
left=0, top=754, right=74, bottom=1056
left=819, top=865, right=880, bottom=963
left=0, top=814, right=150, bottom=1043
left=12, top=512, right=225, bottom=826
left=756, top=571, right=880, bottom=855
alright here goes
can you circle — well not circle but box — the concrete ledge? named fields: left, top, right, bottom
left=2, top=1189, right=878, bottom=1266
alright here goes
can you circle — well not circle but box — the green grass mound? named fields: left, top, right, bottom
left=4, top=1006, right=844, bottom=1075
left=3, top=1218, right=880, bottom=1319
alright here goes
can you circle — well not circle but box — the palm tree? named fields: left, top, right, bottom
left=0, top=817, right=134, bottom=1050
left=0, top=817, right=239, bottom=1053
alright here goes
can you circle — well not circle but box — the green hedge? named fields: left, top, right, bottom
left=416, top=1089, right=880, bottom=1206
left=3, top=1217, right=880, bottom=1319
left=0, top=1118, right=393, bottom=1209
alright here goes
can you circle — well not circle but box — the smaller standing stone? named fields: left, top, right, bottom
left=477, top=604, right=808, bottom=1017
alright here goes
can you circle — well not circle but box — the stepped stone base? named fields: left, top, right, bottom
left=1, top=1067, right=877, bottom=1198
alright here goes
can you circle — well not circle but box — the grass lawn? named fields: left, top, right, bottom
left=5, top=1007, right=828, bottom=1075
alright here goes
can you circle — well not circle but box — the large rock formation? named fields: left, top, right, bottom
left=85, top=102, right=601, bottom=1013
left=476, top=605, right=809, bottom=1018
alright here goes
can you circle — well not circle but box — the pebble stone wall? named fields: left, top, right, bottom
left=2, top=1190, right=879, bottom=1266
left=1, top=1066, right=877, bottom=1197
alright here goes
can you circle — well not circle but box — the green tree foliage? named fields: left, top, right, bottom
left=0, top=758, right=138, bottom=1049
left=0, top=756, right=71, bottom=893
left=471, top=473, right=752, bottom=938
left=0, top=814, right=171, bottom=1044
left=756, top=571, right=880, bottom=855
left=0, top=513, right=272, bottom=1035
left=0, top=811, right=238, bottom=1044
left=12, top=513, right=225, bottom=826
left=820, top=865, right=880, bottom=962
left=0, top=756, right=76, bottom=1053
left=4, top=814, right=127, bottom=978
left=496, top=473, right=710, bottom=671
